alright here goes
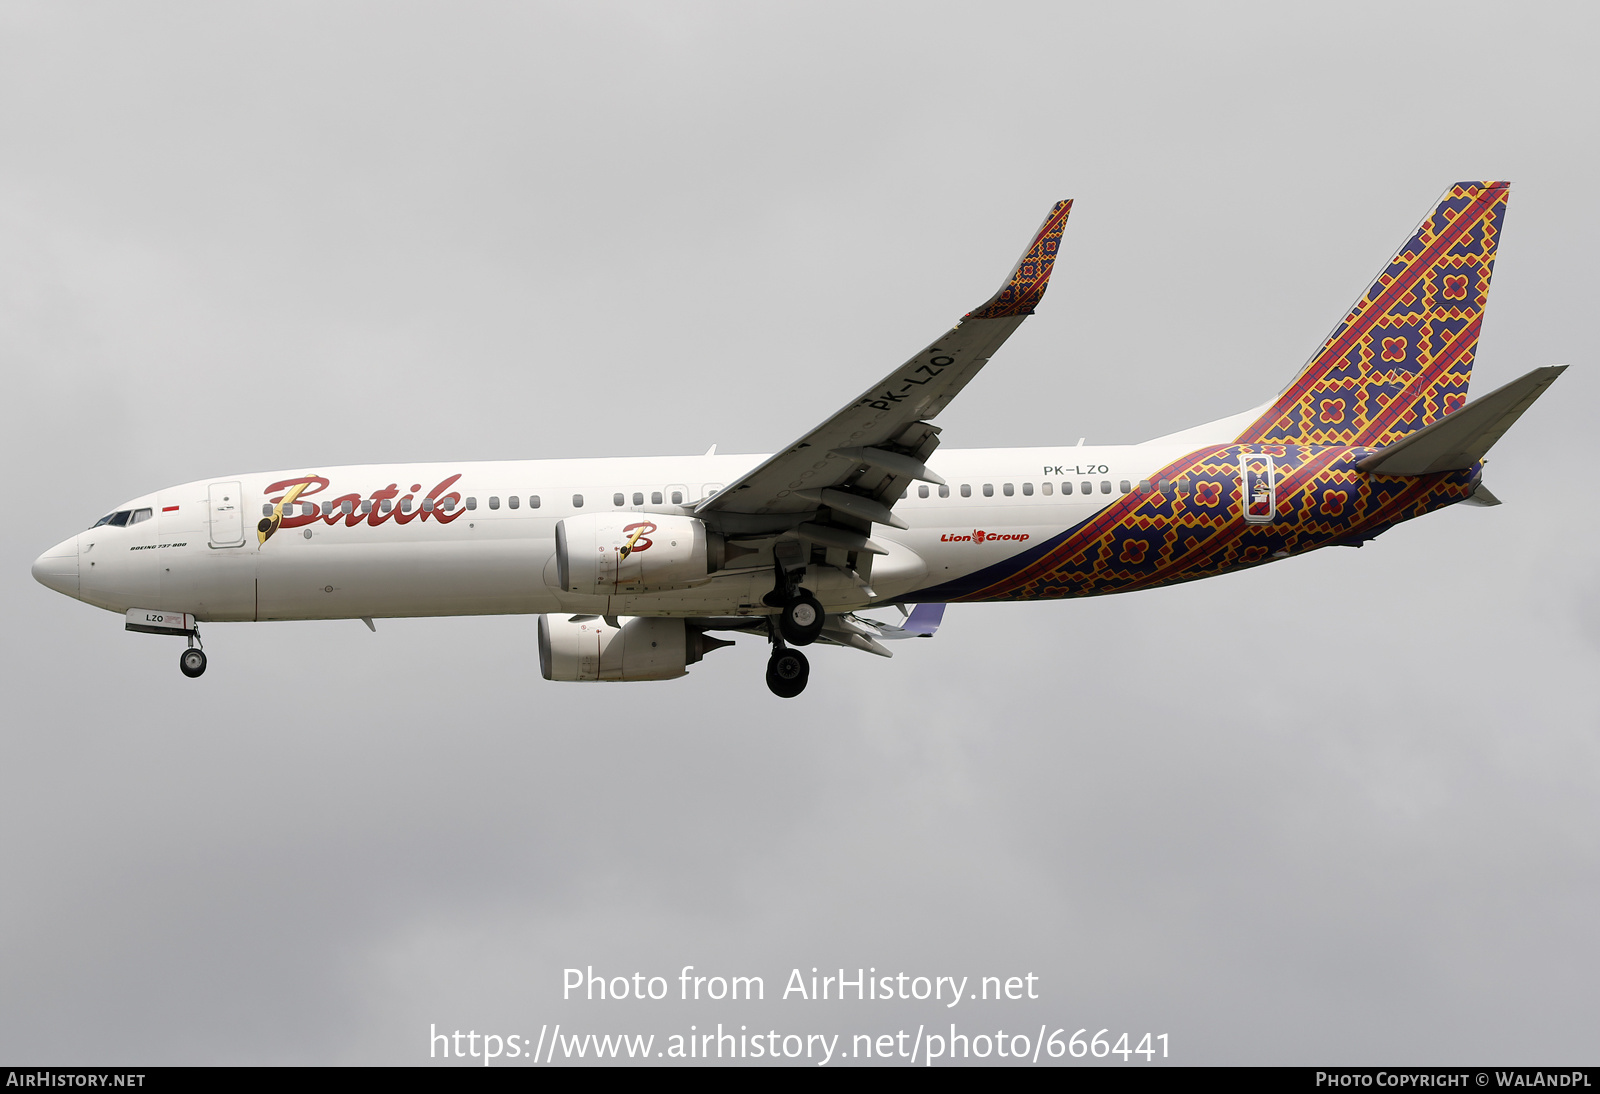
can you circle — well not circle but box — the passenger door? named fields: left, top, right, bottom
left=208, top=482, right=246, bottom=547
left=1239, top=454, right=1276, bottom=523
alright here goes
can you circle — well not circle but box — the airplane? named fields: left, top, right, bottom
left=31, top=181, right=1564, bottom=698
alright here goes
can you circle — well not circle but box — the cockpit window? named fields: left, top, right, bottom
left=91, top=512, right=116, bottom=528
left=107, top=510, right=132, bottom=527
left=128, top=508, right=153, bottom=525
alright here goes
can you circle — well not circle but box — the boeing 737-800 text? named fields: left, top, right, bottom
left=31, top=182, right=1563, bottom=696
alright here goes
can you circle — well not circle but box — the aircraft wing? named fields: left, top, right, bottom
left=695, top=199, right=1073, bottom=550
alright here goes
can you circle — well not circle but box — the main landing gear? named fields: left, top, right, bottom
left=178, top=629, right=206, bottom=678
left=761, top=564, right=822, bottom=697
left=777, top=590, right=824, bottom=646
left=763, top=565, right=825, bottom=647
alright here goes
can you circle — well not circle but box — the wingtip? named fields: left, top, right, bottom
left=964, top=198, right=1074, bottom=321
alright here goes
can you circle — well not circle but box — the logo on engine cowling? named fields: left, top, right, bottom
left=618, top=521, right=657, bottom=559
left=940, top=529, right=1031, bottom=543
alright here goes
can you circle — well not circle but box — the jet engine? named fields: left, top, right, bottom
left=555, top=514, right=735, bottom=595
left=538, top=615, right=732, bottom=682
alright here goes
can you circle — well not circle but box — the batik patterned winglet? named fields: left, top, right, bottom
left=963, top=199, right=1073, bottom=320
left=1236, top=181, right=1510, bottom=448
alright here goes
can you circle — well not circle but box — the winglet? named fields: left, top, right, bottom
left=872, top=602, right=946, bottom=640
left=903, top=602, right=946, bottom=637
left=964, top=199, right=1073, bottom=320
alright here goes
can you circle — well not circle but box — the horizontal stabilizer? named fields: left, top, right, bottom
left=1356, top=365, right=1566, bottom=475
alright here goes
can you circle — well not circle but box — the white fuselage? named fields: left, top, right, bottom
left=42, top=437, right=1223, bottom=624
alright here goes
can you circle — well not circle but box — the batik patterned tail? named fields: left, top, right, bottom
left=1236, top=181, right=1510, bottom=448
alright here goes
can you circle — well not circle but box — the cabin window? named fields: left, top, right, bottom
left=632, top=492, right=644, bottom=506
left=1140, top=480, right=1153, bottom=494
left=918, top=485, right=929, bottom=499
left=960, top=484, right=972, bottom=498
left=1022, top=483, right=1033, bottom=496
left=261, top=504, right=272, bottom=517
left=462, top=498, right=475, bottom=511
left=613, top=493, right=624, bottom=506
left=508, top=495, right=519, bottom=509
left=530, top=496, right=540, bottom=508
left=651, top=491, right=663, bottom=504
left=361, top=500, right=373, bottom=514
left=1100, top=481, right=1111, bottom=494
left=1119, top=480, right=1131, bottom=494
left=938, top=485, right=950, bottom=498
left=1081, top=481, right=1092, bottom=494
left=1041, top=482, right=1052, bottom=496
left=420, top=499, right=433, bottom=512
left=670, top=490, right=683, bottom=504
left=343, top=500, right=355, bottom=514
left=400, top=499, right=412, bottom=513
left=1061, top=482, right=1073, bottom=495
left=901, top=489, right=909, bottom=500
left=488, top=497, right=500, bottom=510
left=982, top=484, right=994, bottom=497
left=573, top=494, right=584, bottom=508
left=1003, top=483, right=1014, bottom=497
left=381, top=499, right=394, bottom=513
left=440, top=498, right=456, bottom=512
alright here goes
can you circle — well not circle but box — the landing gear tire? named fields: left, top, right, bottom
left=179, top=648, right=208, bottom=678
left=778, top=592, right=825, bottom=646
left=765, top=648, right=810, bottom=698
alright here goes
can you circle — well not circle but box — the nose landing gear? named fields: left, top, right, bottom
left=179, top=627, right=206, bottom=678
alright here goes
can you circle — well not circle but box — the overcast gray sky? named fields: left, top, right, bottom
left=2, top=0, right=1596, bottom=1066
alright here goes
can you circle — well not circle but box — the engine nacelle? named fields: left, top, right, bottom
left=555, top=513, right=729, bottom=595
left=538, top=615, right=730, bottom=682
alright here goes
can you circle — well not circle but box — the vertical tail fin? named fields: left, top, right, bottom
left=1236, top=181, right=1510, bottom=447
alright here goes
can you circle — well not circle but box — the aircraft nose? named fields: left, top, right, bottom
left=32, top=536, right=79, bottom=597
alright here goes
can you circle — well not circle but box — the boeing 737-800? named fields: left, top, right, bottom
left=31, top=182, right=1563, bottom=697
